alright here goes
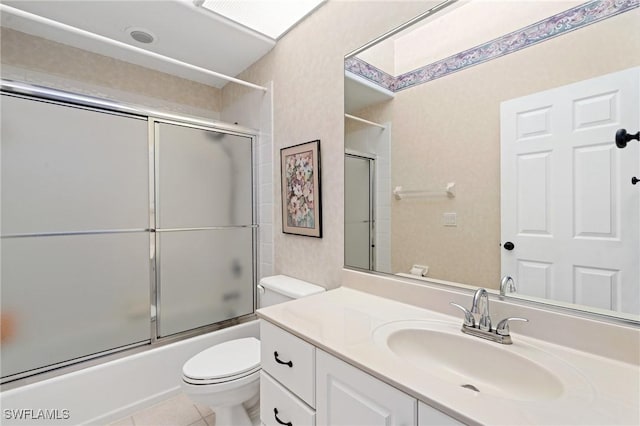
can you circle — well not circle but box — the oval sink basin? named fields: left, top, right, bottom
left=373, top=320, right=573, bottom=402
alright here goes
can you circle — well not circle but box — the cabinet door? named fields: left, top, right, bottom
left=316, top=350, right=416, bottom=426
left=418, top=402, right=464, bottom=426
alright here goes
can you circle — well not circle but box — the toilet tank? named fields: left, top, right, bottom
left=258, top=275, right=325, bottom=308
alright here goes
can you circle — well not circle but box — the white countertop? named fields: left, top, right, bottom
left=257, top=287, right=640, bottom=425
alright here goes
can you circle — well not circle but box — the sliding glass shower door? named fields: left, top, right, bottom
left=1, top=95, right=151, bottom=379
left=155, top=123, right=255, bottom=337
left=0, top=90, right=257, bottom=382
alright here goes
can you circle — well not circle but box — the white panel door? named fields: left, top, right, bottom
left=501, top=67, right=639, bottom=315
left=316, top=350, right=416, bottom=426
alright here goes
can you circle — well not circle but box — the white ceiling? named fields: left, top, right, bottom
left=359, top=0, right=584, bottom=76
left=0, top=0, right=282, bottom=88
left=200, top=0, right=325, bottom=40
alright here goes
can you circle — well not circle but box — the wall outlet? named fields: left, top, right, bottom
left=443, top=212, right=457, bottom=226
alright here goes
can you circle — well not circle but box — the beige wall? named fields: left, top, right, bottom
left=222, top=1, right=431, bottom=289
left=11, top=2, right=625, bottom=292
left=354, top=9, right=640, bottom=289
left=1, top=28, right=222, bottom=118
left=0, top=2, right=432, bottom=291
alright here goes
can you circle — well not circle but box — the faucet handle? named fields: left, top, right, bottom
left=496, top=317, right=528, bottom=336
left=450, top=302, right=475, bottom=327
left=478, top=313, right=492, bottom=332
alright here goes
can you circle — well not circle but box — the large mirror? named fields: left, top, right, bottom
left=344, top=0, right=640, bottom=322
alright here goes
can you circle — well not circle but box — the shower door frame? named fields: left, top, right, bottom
left=345, top=150, right=376, bottom=271
left=0, top=80, right=259, bottom=386
left=150, top=118, right=259, bottom=342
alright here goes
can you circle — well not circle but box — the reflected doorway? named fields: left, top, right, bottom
left=345, top=152, right=375, bottom=270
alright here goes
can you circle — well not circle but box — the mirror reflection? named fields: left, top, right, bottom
left=344, top=0, right=640, bottom=320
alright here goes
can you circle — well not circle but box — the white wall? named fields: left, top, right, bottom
left=221, top=82, right=276, bottom=279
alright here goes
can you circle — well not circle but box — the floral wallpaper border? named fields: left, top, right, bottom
left=346, top=0, right=638, bottom=93
left=344, top=56, right=396, bottom=92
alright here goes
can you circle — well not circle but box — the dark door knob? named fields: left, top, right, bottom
left=615, top=129, right=640, bottom=149
left=503, top=241, right=515, bottom=251
left=633, top=177, right=639, bottom=185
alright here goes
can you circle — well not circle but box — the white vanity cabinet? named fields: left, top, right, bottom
left=260, top=320, right=317, bottom=426
left=259, top=320, right=462, bottom=426
left=315, top=349, right=416, bottom=425
left=418, top=402, right=464, bottom=426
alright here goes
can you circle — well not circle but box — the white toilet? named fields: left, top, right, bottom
left=181, top=275, right=324, bottom=426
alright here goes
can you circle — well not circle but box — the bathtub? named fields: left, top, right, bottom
left=0, top=321, right=259, bottom=425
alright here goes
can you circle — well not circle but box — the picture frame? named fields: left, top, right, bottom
left=280, top=139, right=322, bottom=238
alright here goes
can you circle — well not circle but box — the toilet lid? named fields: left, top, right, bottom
left=182, top=337, right=260, bottom=381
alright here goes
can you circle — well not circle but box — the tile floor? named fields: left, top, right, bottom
left=107, top=392, right=260, bottom=426
left=107, top=393, right=215, bottom=426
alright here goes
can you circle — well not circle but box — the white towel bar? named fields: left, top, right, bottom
left=393, top=182, right=455, bottom=200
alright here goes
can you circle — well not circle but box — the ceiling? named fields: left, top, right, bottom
left=358, top=0, right=584, bottom=76
left=0, top=0, right=309, bottom=88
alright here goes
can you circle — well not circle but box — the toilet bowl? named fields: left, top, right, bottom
left=181, top=337, right=260, bottom=426
left=181, top=275, right=324, bottom=426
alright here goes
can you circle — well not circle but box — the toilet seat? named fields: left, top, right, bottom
left=182, top=337, right=260, bottom=385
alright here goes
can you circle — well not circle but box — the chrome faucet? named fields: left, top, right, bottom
left=500, top=276, right=517, bottom=299
left=450, top=287, right=528, bottom=345
left=470, top=288, right=491, bottom=331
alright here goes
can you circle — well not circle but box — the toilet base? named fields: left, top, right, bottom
left=214, top=404, right=252, bottom=426
left=182, top=370, right=260, bottom=426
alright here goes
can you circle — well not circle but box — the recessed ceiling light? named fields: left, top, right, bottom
left=127, top=27, right=156, bottom=44
left=195, top=0, right=326, bottom=40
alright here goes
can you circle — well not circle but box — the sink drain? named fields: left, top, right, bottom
left=461, top=384, right=480, bottom=392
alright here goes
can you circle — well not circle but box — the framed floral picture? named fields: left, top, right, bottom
left=280, top=140, right=322, bottom=238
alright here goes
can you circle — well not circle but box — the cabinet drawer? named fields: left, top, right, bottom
left=260, top=371, right=315, bottom=426
left=260, top=320, right=316, bottom=407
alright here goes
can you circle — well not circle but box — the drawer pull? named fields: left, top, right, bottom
left=274, top=408, right=293, bottom=426
left=274, top=351, right=293, bottom=367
